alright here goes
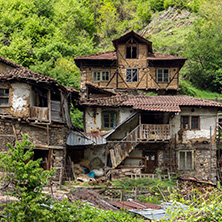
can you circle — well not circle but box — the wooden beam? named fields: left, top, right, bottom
left=34, top=144, right=64, bottom=150
left=48, top=89, right=51, bottom=123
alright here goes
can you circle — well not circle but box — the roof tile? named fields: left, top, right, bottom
left=82, top=95, right=222, bottom=112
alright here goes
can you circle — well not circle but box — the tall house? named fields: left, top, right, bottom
left=74, top=31, right=186, bottom=99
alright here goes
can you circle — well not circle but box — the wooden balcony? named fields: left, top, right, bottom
left=125, top=124, right=171, bottom=142
left=29, top=106, right=49, bottom=122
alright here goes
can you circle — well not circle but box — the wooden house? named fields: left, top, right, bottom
left=0, top=56, right=79, bottom=182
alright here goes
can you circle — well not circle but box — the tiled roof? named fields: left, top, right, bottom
left=74, top=50, right=117, bottom=60
left=82, top=95, right=127, bottom=107
left=82, top=95, right=222, bottom=112
left=147, top=53, right=186, bottom=61
left=0, top=56, right=23, bottom=68
left=74, top=51, right=185, bottom=61
left=0, top=67, right=79, bottom=94
left=86, top=82, right=116, bottom=95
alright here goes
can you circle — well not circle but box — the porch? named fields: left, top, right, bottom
left=124, top=124, right=171, bottom=142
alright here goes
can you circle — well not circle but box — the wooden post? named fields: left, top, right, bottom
left=135, top=184, right=138, bottom=200
left=48, top=89, right=51, bottom=123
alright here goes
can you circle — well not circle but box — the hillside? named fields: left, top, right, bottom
left=0, top=0, right=221, bottom=100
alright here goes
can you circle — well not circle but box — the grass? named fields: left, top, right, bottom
left=179, top=79, right=222, bottom=100
left=112, top=177, right=176, bottom=189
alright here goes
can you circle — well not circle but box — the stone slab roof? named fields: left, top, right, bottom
left=81, top=95, right=222, bottom=112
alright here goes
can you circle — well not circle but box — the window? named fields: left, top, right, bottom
left=181, top=116, right=189, bottom=129
left=157, top=69, right=170, bottom=83
left=191, top=116, right=199, bottom=129
left=102, top=111, right=117, bottom=129
left=181, top=116, right=200, bottom=130
left=126, top=69, right=138, bottom=82
left=126, top=45, right=137, bottom=59
left=178, top=150, right=194, bottom=170
left=92, top=71, right=110, bottom=82
left=0, top=88, right=9, bottom=105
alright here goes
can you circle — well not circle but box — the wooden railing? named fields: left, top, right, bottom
left=29, top=106, right=49, bottom=121
left=110, top=124, right=170, bottom=169
left=139, top=124, right=170, bottom=141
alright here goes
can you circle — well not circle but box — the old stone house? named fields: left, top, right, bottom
left=0, top=56, right=79, bottom=182
left=73, top=31, right=222, bottom=182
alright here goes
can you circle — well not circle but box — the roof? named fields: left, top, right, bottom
left=81, top=95, right=222, bottom=112
left=74, top=50, right=116, bottom=61
left=86, top=82, right=116, bottom=96
left=148, top=53, right=186, bottom=61
left=0, top=56, right=23, bottom=68
left=0, top=67, right=79, bottom=94
left=112, top=31, right=153, bottom=53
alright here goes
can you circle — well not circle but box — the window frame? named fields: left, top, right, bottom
left=92, top=71, right=110, bottom=82
left=0, top=88, right=10, bottom=106
left=181, top=115, right=200, bottom=130
left=101, top=110, right=117, bottom=129
left=157, top=68, right=170, bottom=83
left=126, top=69, right=138, bottom=82
left=126, top=44, right=137, bottom=59
left=178, top=150, right=194, bottom=170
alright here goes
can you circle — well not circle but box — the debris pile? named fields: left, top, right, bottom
left=177, top=177, right=216, bottom=200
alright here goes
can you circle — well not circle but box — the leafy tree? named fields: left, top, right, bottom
left=184, top=0, right=222, bottom=92
left=0, top=135, right=54, bottom=221
left=0, top=135, right=143, bottom=221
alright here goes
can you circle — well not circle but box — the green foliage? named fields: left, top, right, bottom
left=179, top=79, right=222, bottom=99
left=0, top=135, right=54, bottom=221
left=138, top=194, right=162, bottom=204
left=70, top=106, right=83, bottom=129
left=0, top=136, right=144, bottom=221
left=184, top=0, right=222, bottom=92
left=159, top=189, right=222, bottom=221
left=113, top=177, right=176, bottom=189
left=149, top=0, right=164, bottom=12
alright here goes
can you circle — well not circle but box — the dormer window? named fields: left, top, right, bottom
left=126, top=45, right=137, bottom=59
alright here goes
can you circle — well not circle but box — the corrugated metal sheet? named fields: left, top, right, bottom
left=66, top=131, right=106, bottom=146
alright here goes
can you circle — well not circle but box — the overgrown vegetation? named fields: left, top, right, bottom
left=159, top=189, right=222, bottom=221
left=0, top=135, right=144, bottom=221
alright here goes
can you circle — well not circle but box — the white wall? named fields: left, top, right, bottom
left=171, top=107, right=217, bottom=143
left=11, top=83, right=30, bottom=114
left=85, top=107, right=134, bottom=133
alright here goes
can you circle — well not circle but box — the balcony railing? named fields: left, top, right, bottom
left=124, top=124, right=170, bottom=142
left=29, top=106, right=49, bottom=121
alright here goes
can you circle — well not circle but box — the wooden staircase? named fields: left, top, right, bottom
left=109, top=123, right=171, bottom=169
left=109, top=125, right=140, bottom=169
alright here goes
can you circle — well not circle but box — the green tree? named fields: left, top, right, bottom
left=0, top=135, right=54, bottom=221
left=184, top=0, right=222, bottom=92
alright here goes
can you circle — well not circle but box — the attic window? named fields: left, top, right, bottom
left=93, top=71, right=110, bottom=82
left=126, top=46, right=137, bottom=59
left=0, top=88, right=9, bottom=105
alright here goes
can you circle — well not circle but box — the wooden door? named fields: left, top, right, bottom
left=144, top=152, right=157, bottom=173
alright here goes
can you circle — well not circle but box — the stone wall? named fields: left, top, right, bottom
left=0, top=119, right=69, bottom=181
